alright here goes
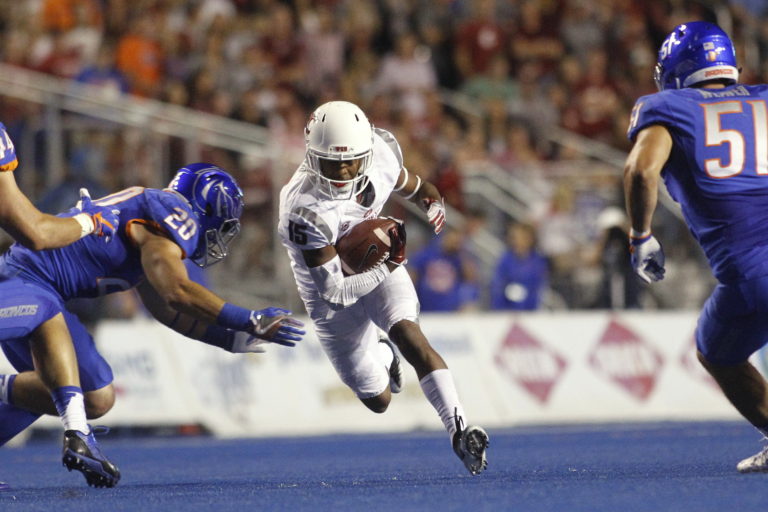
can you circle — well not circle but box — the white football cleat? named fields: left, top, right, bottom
left=452, top=414, right=489, bottom=475
left=737, top=445, right=768, bottom=473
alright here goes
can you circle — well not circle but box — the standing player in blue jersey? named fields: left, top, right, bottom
left=0, top=122, right=120, bottom=491
left=625, top=21, right=768, bottom=472
left=0, top=163, right=304, bottom=487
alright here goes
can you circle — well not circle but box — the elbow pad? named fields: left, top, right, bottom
left=308, top=255, right=389, bottom=309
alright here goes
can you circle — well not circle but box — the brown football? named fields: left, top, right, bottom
left=335, top=218, right=397, bottom=275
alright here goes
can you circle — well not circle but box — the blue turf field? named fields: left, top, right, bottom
left=2, top=421, right=768, bottom=511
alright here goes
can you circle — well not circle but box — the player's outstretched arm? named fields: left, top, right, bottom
left=623, top=124, right=673, bottom=283
left=0, top=122, right=117, bottom=249
left=0, top=172, right=108, bottom=250
left=136, top=280, right=294, bottom=353
left=133, top=223, right=304, bottom=347
left=393, top=168, right=445, bottom=234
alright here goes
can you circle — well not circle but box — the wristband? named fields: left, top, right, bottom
left=217, top=302, right=252, bottom=331
left=402, top=175, right=422, bottom=200
left=393, top=168, right=409, bottom=192
left=73, top=213, right=95, bottom=238
left=629, top=228, right=651, bottom=240
left=200, top=324, right=235, bottom=351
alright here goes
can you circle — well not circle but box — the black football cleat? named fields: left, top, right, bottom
left=62, top=427, right=120, bottom=488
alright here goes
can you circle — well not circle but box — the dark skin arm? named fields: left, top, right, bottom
left=393, top=167, right=442, bottom=211
left=130, top=223, right=227, bottom=323
left=623, top=124, right=673, bottom=233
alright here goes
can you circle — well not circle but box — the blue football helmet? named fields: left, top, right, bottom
left=654, top=21, right=738, bottom=91
left=168, top=163, right=244, bottom=267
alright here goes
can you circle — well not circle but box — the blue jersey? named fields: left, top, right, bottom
left=628, top=83, right=768, bottom=282
left=0, top=122, right=18, bottom=171
left=0, top=186, right=200, bottom=300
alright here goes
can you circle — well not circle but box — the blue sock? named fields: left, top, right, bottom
left=51, top=386, right=88, bottom=434
left=0, top=374, right=16, bottom=404
left=0, top=402, right=39, bottom=446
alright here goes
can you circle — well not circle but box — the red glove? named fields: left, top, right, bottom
left=387, top=218, right=407, bottom=266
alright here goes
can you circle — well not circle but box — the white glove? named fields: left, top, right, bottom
left=630, top=233, right=665, bottom=283
left=424, top=198, right=446, bottom=234
left=230, top=330, right=267, bottom=354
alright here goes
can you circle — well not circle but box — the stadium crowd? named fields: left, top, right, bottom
left=0, top=0, right=763, bottom=312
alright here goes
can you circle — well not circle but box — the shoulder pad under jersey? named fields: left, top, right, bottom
left=142, top=188, right=200, bottom=258
left=627, top=92, right=676, bottom=142
left=374, top=127, right=404, bottom=169
left=286, top=205, right=337, bottom=249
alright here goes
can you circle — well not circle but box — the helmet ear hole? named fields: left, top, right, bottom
left=205, top=204, right=213, bottom=217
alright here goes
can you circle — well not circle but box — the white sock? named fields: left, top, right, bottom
left=53, top=388, right=89, bottom=434
left=62, top=392, right=88, bottom=433
left=419, top=369, right=466, bottom=441
left=376, top=340, right=395, bottom=372
left=0, top=374, right=15, bottom=403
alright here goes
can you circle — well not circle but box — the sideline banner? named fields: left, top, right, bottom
left=1, top=312, right=750, bottom=437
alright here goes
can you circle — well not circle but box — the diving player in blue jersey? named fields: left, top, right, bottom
left=625, top=21, right=768, bottom=473
left=0, top=163, right=305, bottom=487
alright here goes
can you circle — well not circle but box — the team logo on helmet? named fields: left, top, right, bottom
left=654, top=21, right=738, bottom=91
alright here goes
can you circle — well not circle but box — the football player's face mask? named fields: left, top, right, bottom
left=168, top=163, right=244, bottom=268
left=304, top=101, right=373, bottom=200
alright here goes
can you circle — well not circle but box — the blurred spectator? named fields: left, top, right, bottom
left=490, top=221, right=548, bottom=310
left=454, top=0, right=507, bottom=80
left=409, top=227, right=480, bottom=312
left=301, top=5, right=345, bottom=96
left=42, top=0, right=102, bottom=32
left=536, top=182, right=585, bottom=307
left=115, top=13, right=163, bottom=96
left=561, top=48, right=620, bottom=143
left=589, top=206, right=642, bottom=310
left=376, top=31, right=438, bottom=118
left=415, top=2, right=461, bottom=88
left=460, top=54, right=519, bottom=107
left=74, top=44, right=129, bottom=99
left=559, top=1, right=606, bottom=63
left=493, top=120, right=542, bottom=170
left=507, top=61, right=560, bottom=138
left=259, top=3, right=305, bottom=85
left=509, top=0, right=562, bottom=73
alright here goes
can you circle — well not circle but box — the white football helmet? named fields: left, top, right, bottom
left=304, top=101, right=374, bottom=200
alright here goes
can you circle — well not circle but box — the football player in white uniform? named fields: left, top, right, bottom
left=278, top=101, right=488, bottom=475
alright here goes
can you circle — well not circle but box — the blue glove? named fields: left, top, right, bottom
left=630, top=232, right=665, bottom=283
left=76, top=188, right=120, bottom=241
left=247, top=307, right=305, bottom=347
